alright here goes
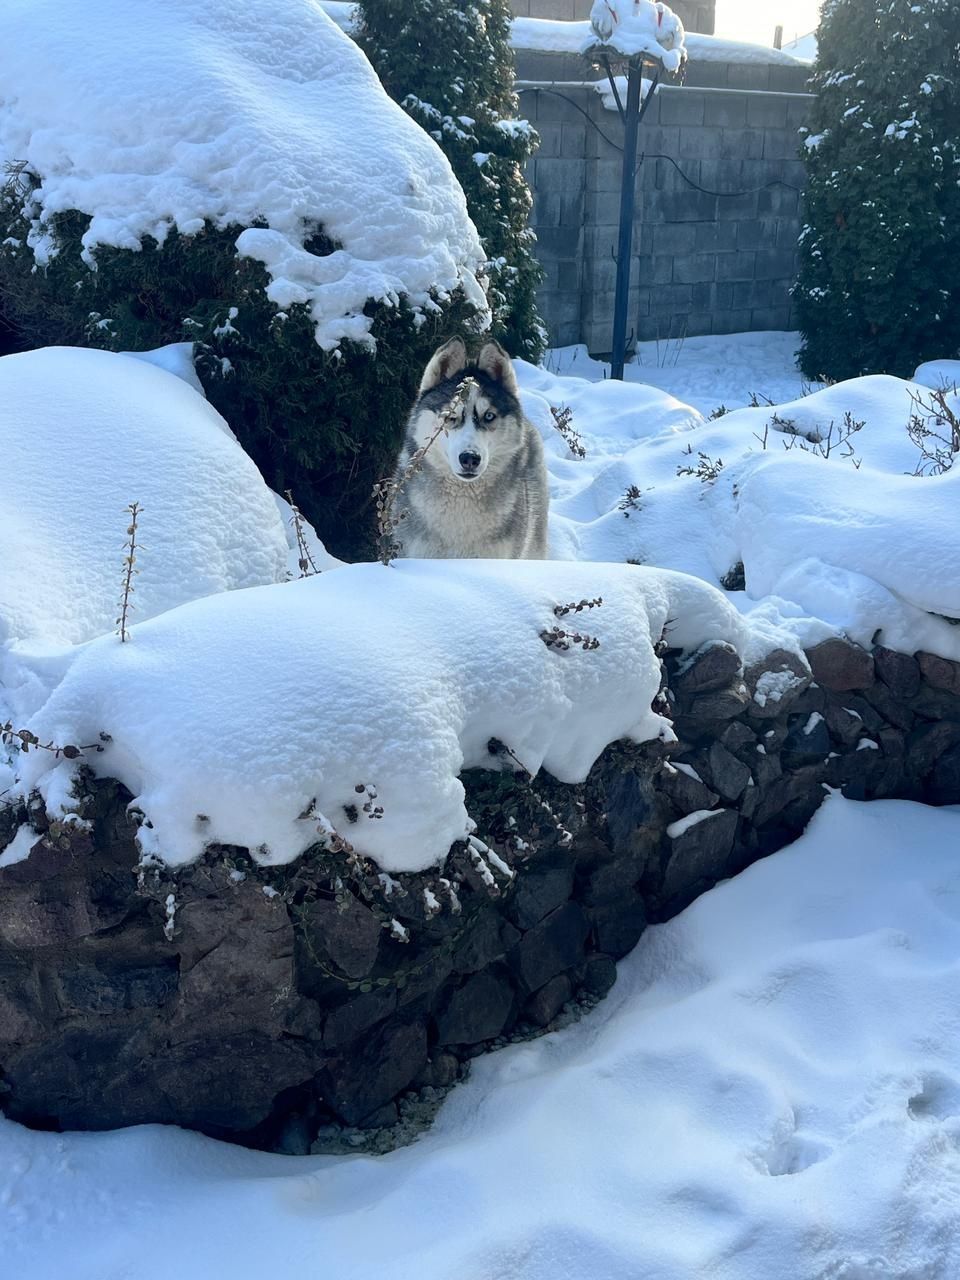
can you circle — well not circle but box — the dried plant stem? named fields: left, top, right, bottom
left=1, top=721, right=105, bottom=760
left=117, top=501, right=142, bottom=642
left=285, top=490, right=321, bottom=577
left=373, top=377, right=478, bottom=565
left=549, top=404, right=586, bottom=459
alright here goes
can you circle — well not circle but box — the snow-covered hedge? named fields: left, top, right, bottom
left=0, top=0, right=489, bottom=556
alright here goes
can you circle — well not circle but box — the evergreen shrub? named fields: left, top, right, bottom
left=795, top=0, right=960, bottom=381
left=356, top=0, right=547, bottom=364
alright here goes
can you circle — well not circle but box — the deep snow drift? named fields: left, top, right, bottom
left=3, top=795, right=959, bottom=1280
left=519, top=339, right=960, bottom=663
left=0, top=345, right=288, bottom=652
left=13, top=560, right=787, bottom=871
left=3, top=332, right=960, bottom=873
left=0, top=0, right=487, bottom=350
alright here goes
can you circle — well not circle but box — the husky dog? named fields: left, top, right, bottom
left=391, top=338, right=549, bottom=560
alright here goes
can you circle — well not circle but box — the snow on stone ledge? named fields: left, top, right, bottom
left=15, top=561, right=789, bottom=874
left=508, top=15, right=804, bottom=66
left=0, top=346, right=289, bottom=653
left=0, top=0, right=487, bottom=352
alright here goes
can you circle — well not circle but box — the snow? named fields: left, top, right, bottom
left=0, top=345, right=289, bottom=653
left=519, top=334, right=960, bottom=661
left=0, top=0, right=487, bottom=352
left=666, top=806, right=724, bottom=837
left=4, top=330, right=960, bottom=872
left=13, top=560, right=784, bottom=872
left=0, top=825, right=41, bottom=869
left=5, top=795, right=960, bottom=1280
left=509, top=14, right=805, bottom=66
left=586, top=1, right=686, bottom=71
left=915, top=359, right=960, bottom=392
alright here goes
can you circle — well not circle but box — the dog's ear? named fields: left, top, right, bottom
left=419, top=338, right=467, bottom=394
left=476, top=341, right=520, bottom=397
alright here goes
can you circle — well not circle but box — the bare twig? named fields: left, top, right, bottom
left=906, top=386, right=960, bottom=476
left=549, top=404, right=586, bottom=459
left=373, top=377, right=478, bottom=564
left=285, top=490, right=321, bottom=577
left=117, top=502, right=142, bottom=642
left=1, top=721, right=106, bottom=760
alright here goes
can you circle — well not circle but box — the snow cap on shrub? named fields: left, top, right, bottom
left=0, top=0, right=488, bottom=351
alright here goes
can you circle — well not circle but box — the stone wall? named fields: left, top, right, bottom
left=517, top=48, right=812, bottom=350
left=2, top=636, right=959, bottom=1153
left=511, top=0, right=717, bottom=35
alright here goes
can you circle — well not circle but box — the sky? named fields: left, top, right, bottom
left=714, top=0, right=821, bottom=44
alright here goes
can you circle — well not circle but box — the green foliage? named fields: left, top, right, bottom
left=0, top=185, right=479, bottom=558
left=356, top=0, right=547, bottom=364
left=795, top=0, right=960, bottom=380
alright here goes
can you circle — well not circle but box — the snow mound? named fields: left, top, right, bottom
left=518, top=356, right=960, bottom=659
left=914, top=359, right=960, bottom=392
left=0, top=0, right=487, bottom=351
left=4, top=795, right=960, bottom=1280
left=0, top=346, right=289, bottom=653
left=586, top=0, right=685, bottom=70
left=15, top=560, right=787, bottom=871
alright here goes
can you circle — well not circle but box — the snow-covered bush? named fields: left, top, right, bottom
left=795, top=0, right=960, bottom=381
left=355, top=0, right=547, bottom=364
left=0, top=345, right=290, bottom=653
left=0, top=0, right=488, bottom=557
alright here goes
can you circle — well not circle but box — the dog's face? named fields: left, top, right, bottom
left=410, top=339, right=524, bottom=484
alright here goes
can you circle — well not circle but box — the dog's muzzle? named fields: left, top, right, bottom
left=458, top=449, right=482, bottom=479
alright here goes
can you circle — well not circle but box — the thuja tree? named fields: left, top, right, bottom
left=0, top=192, right=479, bottom=559
left=356, top=0, right=547, bottom=364
left=795, top=0, right=960, bottom=381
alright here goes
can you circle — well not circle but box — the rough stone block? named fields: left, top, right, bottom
left=710, top=309, right=754, bottom=335
left=707, top=95, right=748, bottom=129
left=672, top=253, right=717, bottom=285
left=435, top=969, right=515, bottom=1046
left=677, top=127, right=717, bottom=160
left=874, top=647, right=922, bottom=699
left=715, top=128, right=762, bottom=162
left=754, top=248, right=801, bottom=281
left=694, top=221, right=738, bottom=253
left=523, top=974, right=572, bottom=1028
left=660, top=808, right=739, bottom=906
left=657, top=89, right=706, bottom=127
left=726, top=64, right=771, bottom=91
left=917, top=652, right=960, bottom=697
left=807, top=639, right=876, bottom=691
left=736, top=219, right=780, bottom=251
left=507, top=902, right=590, bottom=993
left=750, top=306, right=793, bottom=330
left=716, top=250, right=757, bottom=282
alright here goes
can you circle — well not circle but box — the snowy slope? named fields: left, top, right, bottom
left=3, top=795, right=959, bottom=1280
left=519, top=344, right=960, bottom=661
left=0, top=345, right=288, bottom=652
left=0, top=0, right=487, bottom=350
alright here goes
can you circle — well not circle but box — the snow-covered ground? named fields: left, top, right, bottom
left=522, top=333, right=960, bottom=664
left=3, top=332, right=959, bottom=873
left=4, top=794, right=960, bottom=1280
left=543, top=331, right=818, bottom=415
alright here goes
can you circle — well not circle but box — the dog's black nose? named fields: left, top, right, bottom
left=459, top=450, right=481, bottom=471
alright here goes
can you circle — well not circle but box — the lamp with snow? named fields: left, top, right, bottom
left=584, top=1, right=688, bottom=379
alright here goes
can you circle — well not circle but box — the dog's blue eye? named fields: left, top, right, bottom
left=482, top=410, right=496, bottom=423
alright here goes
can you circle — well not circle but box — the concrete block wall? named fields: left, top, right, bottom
left=510, top=0, right=716, bottom=35
left=518, top=52, right=813, bottom=351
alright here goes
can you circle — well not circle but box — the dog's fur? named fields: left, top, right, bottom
left=391, top=338, right=549, bottom=559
